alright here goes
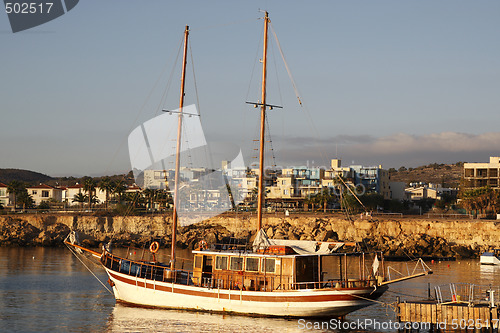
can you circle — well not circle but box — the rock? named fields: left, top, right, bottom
left=266, top=227, right=274, bottom=238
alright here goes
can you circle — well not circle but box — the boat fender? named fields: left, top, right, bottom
left=107, top=278, right=115, bottom=287
left=149, top=241, right=160, bottom=254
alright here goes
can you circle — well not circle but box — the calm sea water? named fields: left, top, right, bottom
left=1, top=247, right=499, bottom=332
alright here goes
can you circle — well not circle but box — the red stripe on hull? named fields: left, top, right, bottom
left=108, top=271, right=383, bottom=303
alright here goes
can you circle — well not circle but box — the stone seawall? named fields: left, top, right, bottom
left=0, top=213, right=498, bottom=258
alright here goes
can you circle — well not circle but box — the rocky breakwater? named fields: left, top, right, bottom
left=1, top=214, right=499, bottom=259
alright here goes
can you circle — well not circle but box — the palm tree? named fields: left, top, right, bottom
left=113, top=181, right=127, bottom=204
left=16, top=190, right=34, bottom=211
left=98, top=177, right=115, bottom=210
left=6, top=180, right=24, bottom=211
left=72, top=193, right=88, bottom=210
left=143, top=188, right=156, bottom=211
left=82, top=177, right=96, bottom=210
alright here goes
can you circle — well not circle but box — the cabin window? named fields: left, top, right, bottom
left=263, top=258, right=276, bottom=273
left=230, top=257, right=243, bottom=270
left=215, top=256, right=228, bottom=270
left=130, top=262, right=140, bottom=276
left=194, top=255, right=203, bottom=269
left=245, top=257, right=259, bottom=272
left=120, top=260, right=130, bottom=274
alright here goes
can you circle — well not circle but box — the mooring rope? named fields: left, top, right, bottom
left=65, top=243, right=113, bottom=295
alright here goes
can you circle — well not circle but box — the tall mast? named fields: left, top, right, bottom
left=257, top=12, right=269, bottom=232
left=171, top=25, right=189, bottom=272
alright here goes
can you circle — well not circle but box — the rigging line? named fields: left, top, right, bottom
left=65, top=244, right=113, bottom=295
left=245, top=22, right=265, bottom=102
left=337, top=175, right=367, bottom=210
left=265, top=115, right=278, bottom=168
left=384, top=289, right=429, bottom=299
left=156, top=35, right=185, bottom=116
left=269, top=38, right=286, bottom=143
left=189, top=42, right=201, bottom=116
left=269, top=23, right=301, bottom=107
left=102, top=33, right=184, bottom=178
left=188, top=41, right=213, bottom=174
left=270, top=22, right=327, bottom=166
left=269, top=34, right=283, bottom=108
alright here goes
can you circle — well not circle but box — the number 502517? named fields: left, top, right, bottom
left=5, top=2, right=53, bottom=14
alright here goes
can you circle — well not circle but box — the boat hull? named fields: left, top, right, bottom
left=105, top=268, right=387, bottom=317
left=480, top=252, right=500, bottom=265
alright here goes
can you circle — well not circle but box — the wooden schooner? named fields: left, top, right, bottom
left=65, top=12, right=431, bottom=317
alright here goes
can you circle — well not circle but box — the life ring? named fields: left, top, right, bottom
left=199, top=240, right=208, bottom=250
left=149, top=241, right=160, bottom=253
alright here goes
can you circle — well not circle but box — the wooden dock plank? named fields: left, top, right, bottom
left=492, top=307, right=498, bottom=329
left=436, top=304, right=443, bottom=324
left=409, top=302, right=416, bottom=322
left=446, top=305, right=453, bottom=327
left=424, top=303, right=431, bottom=323
left=406, top=302, right=411, bottom=323
left=396, top=300, right=499, bottom=331
left=456, top=306, right=462, bottom=327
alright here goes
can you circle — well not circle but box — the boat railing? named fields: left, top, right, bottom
left=102, top=251, right=377, bottom=291
left=286, top=278, right=376, bottom=290
left=101, top=251, right=194, bottom=286
left=434, top=283, right=500, bottom=306
left=211, top=242, right=249, bottom=252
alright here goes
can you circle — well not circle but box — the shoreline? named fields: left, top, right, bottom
left=0, top=213, right=498, bottom=259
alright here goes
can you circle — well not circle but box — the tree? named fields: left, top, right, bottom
left=143, top=188, right=157, bottom=211
left=360, top=193, right=384, bottom=211
left=113, top=181, right=127, bottom=203
left=82, top=177, right=96, bottom=210
left=16, top=190, right=34, bottom=210
left=38, top=201, right=51, bottom=211
left=6, top=180, right=24, bottom=210
left=305, top=188, right=335, bottom=212
left=459, top=186, right=498, bottom=217
left=98, top=177, right=115, bottom=210
left=72, top=193, right=88, bottom=210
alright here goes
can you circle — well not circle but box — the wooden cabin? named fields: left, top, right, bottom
left=192, top=246, right=380, bottom=292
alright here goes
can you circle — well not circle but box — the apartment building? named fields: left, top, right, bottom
left=0, top=182, right=10, bottom=207
left=463, top=156, right=500, bottom=190
left=26, top=184, right=63, bottom=206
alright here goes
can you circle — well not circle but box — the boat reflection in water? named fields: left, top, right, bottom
left=106, top=303, right=304, bottom=333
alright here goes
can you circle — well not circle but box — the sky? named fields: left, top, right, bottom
left=1, top=1, right=500, bottom=177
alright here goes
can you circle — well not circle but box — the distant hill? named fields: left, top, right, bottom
left=0, top=168, right=54, bottom=185
left=389, top=162, right=463, bottom=188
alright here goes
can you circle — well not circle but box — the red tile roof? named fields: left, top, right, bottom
left=0, top=182, right=7, bottom=188
left=27, top=184, right=55, bottom=190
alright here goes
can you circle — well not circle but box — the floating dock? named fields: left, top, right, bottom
left=396, top=283, right=500, bottom=331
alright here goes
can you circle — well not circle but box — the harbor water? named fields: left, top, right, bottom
left=1, top=247, right=499, bottom=332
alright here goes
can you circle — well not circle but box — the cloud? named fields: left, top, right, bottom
left=362, top=132, right=500, bottom=154
left=271, top=132, right=500, bottom=168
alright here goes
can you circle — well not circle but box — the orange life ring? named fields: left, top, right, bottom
left=149, top=241, right=160, bottom=253
left=199, top=240, right=208, bottom=250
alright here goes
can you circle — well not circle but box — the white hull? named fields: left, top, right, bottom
left=480, top=253, right=500, bottom=265
left=105, top=268, right=386, bottom=317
